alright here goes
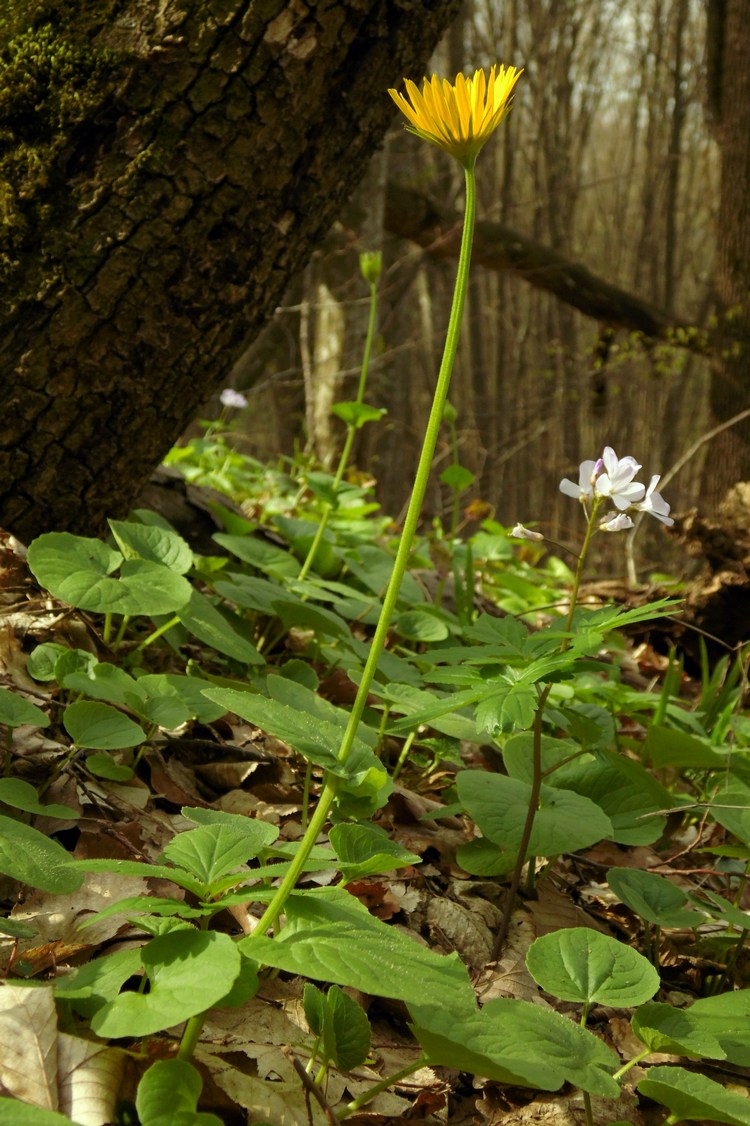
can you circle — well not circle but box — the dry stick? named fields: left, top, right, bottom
left=282, top=1048, right=339, bottom=1126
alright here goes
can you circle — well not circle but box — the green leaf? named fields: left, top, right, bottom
left=109, top=519, right=193, bottom=574
left=708, top=786, right=750, bottom=848
left=177, top=588, right=263, bottom=665
left=92, top=930, right=242, bottom=1037
left=330, top=400, right=386, bottom=429
left=637, top=1065, right=750, bottom=1125
left=273, top=599, right=352, bottom=642
left=213, top=573, right=298, bottom=615
left=27, top=532, right=192, bottom=615
left=323, top=985, right=371, bottom=1071
left=0, top=815, right=83, bottom=892
left=63, top=661, right=144, bottom=707
left=683, top=990, right=750, bottom=1066
left=439, top=464, right=475, bottom=490
left=607, top=867, right=705, bottom=928
left=26, top=642, right=72, bottom=681
left=161, top=821, right=277, bottom=885
left=240, top=886, right=476, bottom=1013
left=303, top=982, right=326, bottom=1036
left=688, top=887, right=750, bottom=931
left=0, top=778, right=78, bottom=819
left=0, top=1100, right=85, bottom=1125
left=410, top=997, right=619, bottom=1097
left=0, top=687, right=49, bottom=729
left=526, top=928, right=659, bottom=1007
left=63, top=700, right=147, bottom=749
left=329, top=823, right=420, bottom=883
left=202, top=682, right=385, bottom=796
left=394, top=610, right=449, bottom=642
left=632, top=1002, right=727, bottom=1059
left=213, top=532, right=300, bottom=579
left=644, top=725, right=726, bottom=769
left=457, top=771, right=613, bottom=858
left=136, top=1059, right=223, bottom=1126
left=56, top=948, right=145, bottom=1017
left=136, top=673, right=228, bottom=723
left=85, top=752, right=134, bottom=781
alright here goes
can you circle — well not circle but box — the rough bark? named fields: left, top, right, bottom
left=0, top=0, right=461, bottom=542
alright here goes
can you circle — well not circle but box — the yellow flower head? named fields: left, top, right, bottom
left=388, top=64, right=522, bottom=166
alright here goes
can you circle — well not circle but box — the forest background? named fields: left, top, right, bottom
left=229, top=0, right=718, bottom=568
left=2, top=0, right=747, bottom=572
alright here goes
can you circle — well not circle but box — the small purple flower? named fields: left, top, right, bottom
left=220, top=388, right=248, bottom=409
left=637, top=475, right=674, bottom=526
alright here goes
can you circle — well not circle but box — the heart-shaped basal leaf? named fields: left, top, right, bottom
left=136, top=1059, right=223, bottom=1126
left=240, top=886, right=476, bottom=1015
left=607, top=867, right=705, bottom=928
left=632, top=1001, right=727, bottom=1060
left=456, top=771, right=613, bottom=857
left=63, top=701, right=147, bottom=749
left=0, top=687, right=49, bottom=729
left=91, top=930, right=242, bottom=1038
left=109, top=519, right=193, bottom=574
left=27, top=532, right=192, bottom=615
left=410, top=997, right=619, bottom=1097
left=526, top=928, right=659, bottom=1008
left=637, top=1065, right=750, bottom=1125
left=0, top=815, right=82, bottom=893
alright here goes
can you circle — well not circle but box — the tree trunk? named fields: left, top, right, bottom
left=705, top=0, right=750, bottom=501
left=0, top=0, right=461, bottom=542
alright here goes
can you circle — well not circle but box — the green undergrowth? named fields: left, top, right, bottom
left=2, top=422, right=750, bottom=1124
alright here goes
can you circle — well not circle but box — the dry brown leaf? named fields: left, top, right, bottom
left=12, top=868, right=149, bottom=948
left=0, top=983, right=58, bottom=1109
left=426, top=897, right=495, bottom=967
left=57, top=1033, right=124, bottom=1126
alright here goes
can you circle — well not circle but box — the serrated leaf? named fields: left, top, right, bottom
left=329, top=823, right=420, bottom=883
left=526, top=928, right=659, bottom=1007
left=161, top=822, right=275, bottom=886
left=632, top=1002, right=726, bottom=1059
left=239, top=887, right=476, bottom=1013
left=638, top=1065, right=750, bottom=1125
left=323, top=986, right=371, bottom=1071
left=410, top=997, right=619, bottom=1097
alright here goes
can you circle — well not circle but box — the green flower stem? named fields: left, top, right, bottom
left=177, top=1014, right=204, bottom=1062
left=297, top=276, right=379, bottom=583
left=252, top=163, right=477, bottom=940
left=493, top=496, right=602, bottom=957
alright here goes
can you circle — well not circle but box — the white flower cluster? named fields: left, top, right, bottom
left=559, top=446, right=673, bottom=531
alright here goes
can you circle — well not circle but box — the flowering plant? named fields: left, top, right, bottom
left=559, top=445, right=673, bottom=530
